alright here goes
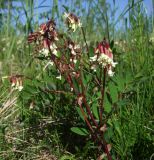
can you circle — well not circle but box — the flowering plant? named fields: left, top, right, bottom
left=27, top=13, right=117, bottom=160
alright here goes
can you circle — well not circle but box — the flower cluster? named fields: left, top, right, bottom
left=68, top=40, right=81, bottom=64
left=10, top=75, right=23, bottom=91
left=64, top=12, right=82, bottom=32
left=39, top=43, right=58, bottom=57
left=90, top=40, right=117, bottom=76
left=28, top=20, right=58, bottom=58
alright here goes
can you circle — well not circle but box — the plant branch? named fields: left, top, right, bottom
left=78, top=103, right=94, bottom=133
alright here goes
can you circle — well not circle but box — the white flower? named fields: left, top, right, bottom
left=64, top=12, right=82, bottom=32
left=71, top=23, right=79, bottom=32
left=52, top=49, right=58, bottom=56
left=71, top=49, right=76, bottom=55
left=97, top=54, right=117, bottom=68
left=108, top=69, right=114, bottom=77
left=11, top=82, right=16, bottom=87
left=73, top=59, right=77, bottom=64
left=56, top=74, right=62, bottom=80
left=90, top=53, right=117, bottom=76
left=40, top=48, right=49, bottom=57
left=18, top=86, right=23, bottom=91
left=111, top=62, right=118, bottom=67
left=70, top=58, right=77, bottom=64
left=50, top=43, right=58, bottom=56
left=48, top=61, right=54, bottom=66
left=74, top=44, right=80, bottom=50
left=97, top=54, right=109, bottom=64
left=102, top=62, right=107, bottom=68
left=107, top=58, right=112, bottom=64
left=68, top=44, right=73, bottom=49
left=50, top=43, right=57, bottom=50
left=11, top=78, right=23, bottom=91
left=69, top=44, right=80, bottom=55
left=90, top=55, right=97, bottom=62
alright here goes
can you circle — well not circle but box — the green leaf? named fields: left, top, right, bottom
left=21, top=92, right=31, bottom=100
left=107, top=119, right=112, bottom=126
left=76, top=107, right=87, bottom=121
left=109, top=83, right=118, bottom=103
left=125, top=73, right=133, bottom=83
left=71, top=127, right=89, bottom=136
left=114, top=120, right=122, bottom=137
left=82, top=72, right=87, bottom=86
left=72, top=78, right=80, bottom=92
left=89, top=46, right=95, bottom=57
left=92, top=103, right=99, bottom=119
left=104, top=94, right=112, bottom=113
left=96, top=91, right=101, bottom=98
left=62, top=5, right=69, bottom=12
left=104, top=127, right=113, bottom=141
left=110, top=40, right=114, bottom=49
left=117, top=99, right=128, bottom=106
left=24, top=85, right=38, bottom=94
left=115, top=76, right=125, bottom=92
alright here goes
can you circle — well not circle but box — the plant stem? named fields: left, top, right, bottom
left=99, top=68, right=112, bottom=160
left=46, top=38, right=56, bottom=62
left=79, top=103, right=112, bottom=160
left=103, top=139, right=112, bottom=160
left=82, top=95, right=98, bottom=128
left=78, top=103, right=94, bottom=133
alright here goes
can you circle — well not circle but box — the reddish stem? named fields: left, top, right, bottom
left=102, top=137, right=112, bottom=160
left=78, top=103, right=94, bottom=133
left=99, top=68, right=112, bottom=160
left=82, top=96, right=98, bottom=128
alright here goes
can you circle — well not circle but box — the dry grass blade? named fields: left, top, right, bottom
left=0, top=96, right=17, bottom=119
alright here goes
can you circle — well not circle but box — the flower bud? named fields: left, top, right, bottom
left=64, top=12, right=82, bottom=32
